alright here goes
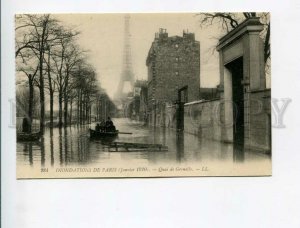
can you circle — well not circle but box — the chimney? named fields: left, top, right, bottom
left=183, top=30, right=195, bottom=41
left=158, top=28, right=168, bottom=40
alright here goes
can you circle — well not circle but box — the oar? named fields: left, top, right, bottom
left=118, top=132, right=133, bottom=134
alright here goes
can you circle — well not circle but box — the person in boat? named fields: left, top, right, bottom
left=105, top=117, right=116, bottom=132
left=22, top=116, right=30, bottom=133
left=95, top=123, right=101, bottom=132
left=99, top=119, right=106, bottom=132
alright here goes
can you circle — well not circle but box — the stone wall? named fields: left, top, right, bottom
left=165, top=99, right=222, bottom=141
left=245, top=89, right=271, bottom=152
left=184, top=100, right=222, bottom=140
left=163, top=94, right=271, bottom=152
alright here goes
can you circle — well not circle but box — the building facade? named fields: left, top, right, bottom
left=128, top=80, right=148, bottom=121
left=146, top=29, right=200, bottom=105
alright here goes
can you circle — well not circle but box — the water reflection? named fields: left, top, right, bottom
left=22, top=143, right=33, bottom=166
left=176, top=132, right=184, bottom=162
left=50, top=128, right=54, bottom=166
left=64, top=127, right=68, bottom=165
left=40, top=137, right=45, bottom=167
left=59, top=127, right=63, bottom=165
left=233, top=143, right=245, bottom=162
left=16, top=118, right=270, bottom=168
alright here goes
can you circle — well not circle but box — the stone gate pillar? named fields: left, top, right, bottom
left=217, top=17, right=270, bottom=152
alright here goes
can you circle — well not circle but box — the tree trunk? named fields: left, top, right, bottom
left=58, top=92, right=63, bottom=128
left=39, top=21, right=47, bottom=134
left=86, top=103, right=89, bottom=124
left=63, top=94, right=68, bottom=127
left=77, top=92, right=80, bottom=125
left=63, top=71, right=69, bottom=127
left=96, top=100, right=99, bottom=121
left=49, top=90, right=54, bottom=128
left=28, top=78, right=34, bottom=133
left=89, top=104, right=91, bottom=123
left=83, top=95, right=86, bottom=124
left=79, top=92, right=83, bottom=125
left=82, top=99, right=86, bottom=124
left=39, top=52, right=45, bottom=133
left=69, top=98, right=73, bottom=125
left=47, top=50, right=54, bottom=128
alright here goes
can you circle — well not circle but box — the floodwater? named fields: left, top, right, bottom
left=17, top=118, right=271, bottom=171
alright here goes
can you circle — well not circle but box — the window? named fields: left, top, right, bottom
left=175, top=44, right=179, bottom=48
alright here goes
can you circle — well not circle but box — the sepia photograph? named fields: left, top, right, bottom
left=3, top=0, right=300, bottom=226
left=15, top=13, right=271, bottom=178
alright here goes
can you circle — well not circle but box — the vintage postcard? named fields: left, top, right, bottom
left=15, top=13, right=271, bottom=178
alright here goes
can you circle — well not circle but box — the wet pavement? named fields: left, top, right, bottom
left=17, top=118, right=271, bottom=169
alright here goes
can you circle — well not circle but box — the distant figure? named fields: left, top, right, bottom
left=22, top=117, right=30, bottom=133
left=95, top=123, right=101, bottom=132
left=105, top=117, right=116, bottom=132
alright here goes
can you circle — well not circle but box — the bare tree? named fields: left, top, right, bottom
left=16, top=14, right=81, bottom=131
left=43, top=43, right=56, bottom=128
left=16, top=47, right=40, bottom=132
left=16, top=14, right=63, bottom=133
left=197, top=12, right=270, bottom=63
left=16, top=14, right=108, bottom=131
left=70, top=63, right=100, bottom=124
left=63, top=45, right=83, bottom=126
left=50, top=29, right=80, bottom=127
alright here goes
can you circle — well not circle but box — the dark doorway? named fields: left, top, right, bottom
left=176, top=102, right=184, bottom=131
left=226, top=57, right=244, bottom=146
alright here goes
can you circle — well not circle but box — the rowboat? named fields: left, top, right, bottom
left=89, top=129, right=119, bottom=139
left=17, top=132, right=41, bottom=141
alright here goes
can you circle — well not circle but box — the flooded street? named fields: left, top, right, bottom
left=17, top=118, right=271, bottom=171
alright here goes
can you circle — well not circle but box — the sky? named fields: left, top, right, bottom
left=54, top=13, right=223, bottom=99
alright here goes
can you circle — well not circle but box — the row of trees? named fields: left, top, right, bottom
left=15, top=14, right=108, bottom=133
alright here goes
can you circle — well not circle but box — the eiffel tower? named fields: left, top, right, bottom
left=115, top=15, right=135, bottom=102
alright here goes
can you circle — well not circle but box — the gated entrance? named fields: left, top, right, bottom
left=217, top=17, right=271, bottom=151
left=226, top=57, right=244, bottom=146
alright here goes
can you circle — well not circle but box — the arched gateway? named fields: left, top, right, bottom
left=217, top=17, right=271, bottom=152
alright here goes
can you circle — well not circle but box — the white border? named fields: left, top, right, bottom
left=2, top=1, right=300, bottom=227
